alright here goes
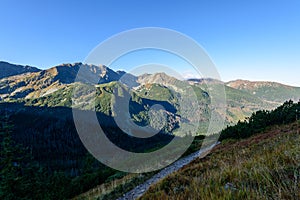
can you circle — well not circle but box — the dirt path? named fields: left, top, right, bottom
left=117, top=142, right=220, bottom=200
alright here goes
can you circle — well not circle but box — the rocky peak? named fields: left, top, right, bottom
left=41, top=63, right=121, bottom=84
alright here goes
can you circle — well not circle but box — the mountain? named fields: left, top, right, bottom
left=186, top=78, right=278, bottom=123
left=137, top=72, right=183, bottom=87
left=0, top=62, right=124, bottom=100
left=1, top=60, right=299, bottom=123
left=187, top=78, right=224, bottom=85
left=0, top=63, right=209, bottom=135
left=46, top=62, right=124, bottom=84
left=0, top=61, right=40, bottom=79
left=1, top=61, right=297, bottom=128
left=227, top=79, right=300, bottom=103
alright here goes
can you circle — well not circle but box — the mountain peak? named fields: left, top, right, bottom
left=43, top=63, right=119, bottom=84
left=137, top=72, right=179, bottom=85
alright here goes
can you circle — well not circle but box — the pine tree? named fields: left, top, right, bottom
left=0, top=114, right=25, bottom=199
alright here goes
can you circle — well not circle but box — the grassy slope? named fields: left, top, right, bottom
left=227, top=80, right=300, bottom=103
left=249, top=85, right=300, bottom=103
left=141, top=121, right=300, bottom=200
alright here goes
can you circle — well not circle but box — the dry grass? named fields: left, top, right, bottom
left=72, top=171, right=158, bottom=200
left=72, top=173, right=136, bottom=200
left=141, top=122, right=300, bottom=200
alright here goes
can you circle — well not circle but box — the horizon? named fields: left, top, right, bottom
left=1, top=1, right=300, bottom=86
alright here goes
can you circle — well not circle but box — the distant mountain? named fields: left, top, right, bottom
left=227, top=79, right=300, bottom=103
left=0, top=61, right=40, bottom=79
left=187, top=78, right=224, bottom=85
left=187, top=78, right=277, bottom=124
left=137, top=72, right=182, bottom=87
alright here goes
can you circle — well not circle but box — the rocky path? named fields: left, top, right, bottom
left=117, top=142, right=220, bottom=200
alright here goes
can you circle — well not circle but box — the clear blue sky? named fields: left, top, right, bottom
left=0, top=0, right=300, bottom=86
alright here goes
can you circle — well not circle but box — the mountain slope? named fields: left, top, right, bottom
left=227, top=79, right=300, bottom=103
left=187, top=78, right=278, bottom=124
left=137, top=74, right=279, bottom=125
left=141, top=120, right=300, bottom=200
left=0, top=61, right=40, bottom=79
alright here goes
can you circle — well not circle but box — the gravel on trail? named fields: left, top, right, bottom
left=117, top=142, right=220, bottom=200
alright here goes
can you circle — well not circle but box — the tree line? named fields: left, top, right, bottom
left=220, top=100, right=300, bottom=141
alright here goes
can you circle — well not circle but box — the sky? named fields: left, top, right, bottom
left=0, top=0, right=300, bottom=86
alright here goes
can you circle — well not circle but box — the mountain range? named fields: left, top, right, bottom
left=1, top=61, right=300, bottom=129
